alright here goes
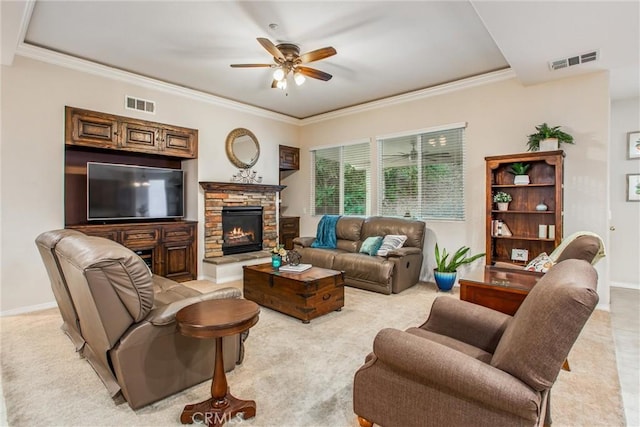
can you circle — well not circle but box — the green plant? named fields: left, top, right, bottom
left=493, top=191, right=512, bottom=203
left=508, top=162, right=530, bottom=175
left=435, top=243, right=485, bottom=272
left=527, top=123, right=574, bottom=151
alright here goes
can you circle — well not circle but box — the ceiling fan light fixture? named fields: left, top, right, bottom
left=273, top=68, right=285, bottom=81
left=276, top=79, right=287, bottom=90
left=294, top=71, right=306, bottom=86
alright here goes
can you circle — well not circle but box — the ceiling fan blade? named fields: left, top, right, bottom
left=271, top=80, right=278, bottom=89
left=230, top=64, right=273, bottom=68
left=298, top=46, right=337, bottom=64
left=296, top=66, right=332, bottom=81
left=257, top=37, right=284, bottom=61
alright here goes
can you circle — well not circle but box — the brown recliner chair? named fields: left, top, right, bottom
left=353, top=259, right=599, bottom=427
left=35, top=229, right=87, bottom=351
left=37, top=230, right=246, bottom=409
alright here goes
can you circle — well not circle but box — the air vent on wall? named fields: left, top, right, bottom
left=125, top=96, right=155, bottom=114
left=549, top=50, right=599, bottom=71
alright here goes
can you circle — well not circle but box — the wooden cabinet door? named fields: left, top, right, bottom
left=161, top=241, right=195, bottom=281
left=160, top=126, right=197, bottom=158
left=160, top=222, right=196, bottom=281
left=66, top=107, right=119, bottom=149
left=120, top=121, right=160, bottom=153
left=279, top=217, right=299, bottom=250
left=279, top=145, right=300, bottom=170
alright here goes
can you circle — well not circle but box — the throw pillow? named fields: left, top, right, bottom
left=524, top=252, right=554, bottom=273
left=376, top=234, right=408, bottom=256
left=359, top=236, right=384, bottom=256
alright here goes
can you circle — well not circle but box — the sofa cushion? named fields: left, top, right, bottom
left=360, top=236, right=384, bottom=256
left=376, top=234, right=407, bottom=256
left=336, top=216, right=365, bottom=241
left=361, top=216, right=425, bottom=249
left=332, top=253, right=394, bottom=285
left=298, top=248, right=342, bottom=269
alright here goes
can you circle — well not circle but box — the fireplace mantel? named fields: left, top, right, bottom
left=199, top=182, right=286, bottom=193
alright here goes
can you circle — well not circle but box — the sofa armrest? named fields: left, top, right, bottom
left=146, top=287, right=242, bottom=326
left=419, top=297, right=511, bottom=353
left=386, top=247, right=421, bottom=257
left=293, top=236, right=316, bottom=248
left=370, top=328, right=540, bottom=420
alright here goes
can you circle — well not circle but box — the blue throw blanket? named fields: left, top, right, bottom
left=311, top=215, right=341, bottom=249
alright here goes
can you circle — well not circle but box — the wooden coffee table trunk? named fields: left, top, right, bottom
left=243, top=263, right=344, bottom=323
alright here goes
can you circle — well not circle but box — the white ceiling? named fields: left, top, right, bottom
left=2, top=1, right=638, bottom=120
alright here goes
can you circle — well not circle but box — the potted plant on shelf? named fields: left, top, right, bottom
left=493, top=191, right=512, bottom=211
left=527, top=123, right=574, bottom=152
left=434, top=244, right=485, bottom=291
left=509, top=162, right=530, bottom=185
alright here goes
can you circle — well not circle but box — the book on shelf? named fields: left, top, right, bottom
left=279, top=263, right=312, bottom=273
left=491, top=220, right=512, bottom=237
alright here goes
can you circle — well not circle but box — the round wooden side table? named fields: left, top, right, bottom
left=176, top=298, right=260, bottom=427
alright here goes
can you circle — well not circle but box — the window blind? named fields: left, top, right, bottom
left=378, top=126, right=465, bottom=220
left=311, top=142, right=371, bottom=216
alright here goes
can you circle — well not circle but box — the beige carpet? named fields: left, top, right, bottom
left=0, top=281, right=625, bottom=426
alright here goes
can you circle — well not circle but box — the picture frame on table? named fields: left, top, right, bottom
left=628, top=131, right=640, bottom=159
left=627, top=174, right=640, bottom=202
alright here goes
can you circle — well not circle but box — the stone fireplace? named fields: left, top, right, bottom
left=200, top=182, right=285, bottom=259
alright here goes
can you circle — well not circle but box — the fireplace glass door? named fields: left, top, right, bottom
left=222, top=206, right=263, bottom=255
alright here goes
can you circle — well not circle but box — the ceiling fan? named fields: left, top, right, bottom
left=230, top=38, right=336, bottom=89
left=383, top=142, right=452, bottom=163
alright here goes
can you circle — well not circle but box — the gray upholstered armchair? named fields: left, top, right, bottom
left=353, top=259, right=599, bottom=427
left=36, top=230, right=246, bottom=409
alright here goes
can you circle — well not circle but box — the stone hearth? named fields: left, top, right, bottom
left=200, top=182, right=286, bottom=259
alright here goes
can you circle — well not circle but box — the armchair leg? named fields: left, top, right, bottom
left=357, top=416, right=373, bottom=427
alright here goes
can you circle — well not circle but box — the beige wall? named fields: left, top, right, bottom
left=610, top=97, right=640, bottom=289
left=294, top=73, right=611, bottom=304
left=0, top=56, right=298, bottom=313
left=0, top=55, right=613, bottom=312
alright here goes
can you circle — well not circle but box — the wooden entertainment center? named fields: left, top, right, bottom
left=64, top=106, right=199, bottom=281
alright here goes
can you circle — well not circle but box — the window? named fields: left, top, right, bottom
left=378, top=125, right=465, bottom=220
left=311, top=142, right=371, bottom=216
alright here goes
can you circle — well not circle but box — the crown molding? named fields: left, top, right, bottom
left=15, top=42, right=515, bottom=127
left=15, top=43, right=300, bottom=125
left=299, top=68, right=516, bottom=126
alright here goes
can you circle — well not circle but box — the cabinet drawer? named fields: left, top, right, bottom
left=121, top=228, right=160, bottom=246
left=162, top=224, right=195, bottom=242
left=280, top=220, right=298, bottom=230
left=74, top=228, right=120, bottom=242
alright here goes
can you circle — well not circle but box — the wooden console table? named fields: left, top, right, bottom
left=459, top=266, right=542, bottom=315
left=176, top=299, right=260, bottom=427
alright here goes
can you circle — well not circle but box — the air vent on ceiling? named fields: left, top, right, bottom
left=549, top=50, right=599, bottom=71
left=125, top=96, right=155, bottom=114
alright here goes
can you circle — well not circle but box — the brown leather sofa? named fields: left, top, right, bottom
left=353, top=259, right=599, bottom=427
left=36, top=230, right=246, bottom=409
left=293, top=216, right=426, bottom=294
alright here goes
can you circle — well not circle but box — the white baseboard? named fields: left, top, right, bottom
left=610, top=281, right=640, bottom=290
left=1, top=301, right=57, bottom=317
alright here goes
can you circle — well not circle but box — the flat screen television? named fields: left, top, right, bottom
left=87, top=162, right=184, bottom=221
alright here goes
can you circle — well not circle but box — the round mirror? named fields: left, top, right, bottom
left=225, top=128, right=260, bottom=169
